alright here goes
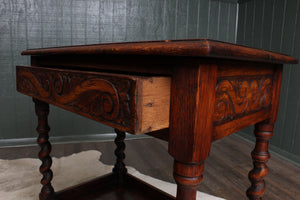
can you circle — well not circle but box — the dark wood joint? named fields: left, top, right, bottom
left=173, top=160, right=204, bottom=200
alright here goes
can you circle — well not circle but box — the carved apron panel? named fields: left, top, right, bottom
left=213, top=75, right=273, bottom=126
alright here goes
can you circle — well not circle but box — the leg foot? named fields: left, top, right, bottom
left=247, top=122, right=274, bottom=200
left=34, top=98, right=55, bottom=200
left=173, top=160, right=204, bottom=200
left=112, top=129, right=127, bottom=184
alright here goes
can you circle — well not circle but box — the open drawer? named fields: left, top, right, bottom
left=16, top=66, right=171, bottom=134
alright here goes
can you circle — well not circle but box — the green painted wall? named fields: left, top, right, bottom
left=237, top=0, right=300, bottom=165
left=0, top=0, right=237, bottom=143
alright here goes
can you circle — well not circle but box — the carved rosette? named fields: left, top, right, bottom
left=213, top=75, right=273, bottom=125
left=17, top=66, right=134, bottom=130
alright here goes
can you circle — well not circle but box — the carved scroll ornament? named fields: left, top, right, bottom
left=16, top=66, right=134, bottom=129
left=213, top=75, right=273, bottom=125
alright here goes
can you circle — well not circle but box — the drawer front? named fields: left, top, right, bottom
left=16, top=66, right=171, bottom=134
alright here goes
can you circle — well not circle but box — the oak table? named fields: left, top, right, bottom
left=16, top=39, right=297, bottom=200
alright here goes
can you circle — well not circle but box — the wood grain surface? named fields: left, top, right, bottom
left=168, top=62, right=218, bottom=163
left=22, top=39, right=297, bottom=64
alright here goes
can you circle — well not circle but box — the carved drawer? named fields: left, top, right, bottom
left=16, top=66, right=171, bottom=134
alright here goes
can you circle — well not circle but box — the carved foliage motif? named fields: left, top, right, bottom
left=17, top=66, right=134, bottom=129
left=213, top=75, right=273, bottom=125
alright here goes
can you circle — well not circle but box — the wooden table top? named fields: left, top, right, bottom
left=22, top=39, right=297, bottom=64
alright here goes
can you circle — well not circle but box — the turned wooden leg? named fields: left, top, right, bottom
left=173, top=160, right=204, bottom=200
left=33, top=98, right=55, bottom=200
left=112, top=129, right=127, bottom=184
left=247, top=121, right=274, bottom=200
